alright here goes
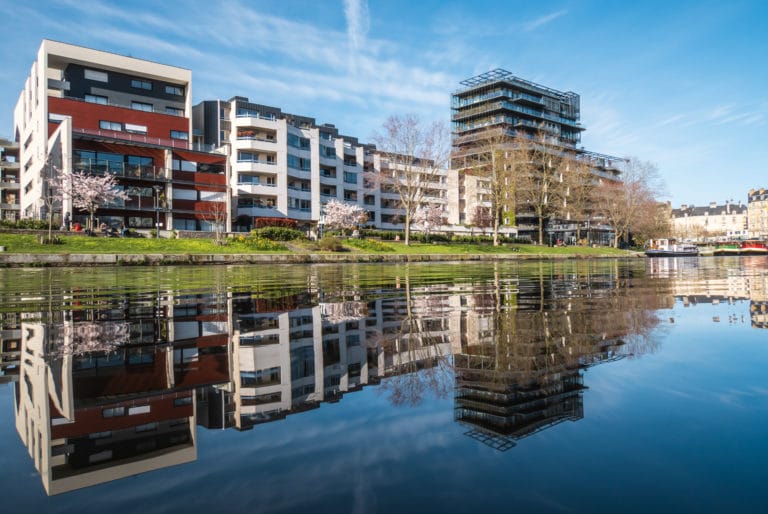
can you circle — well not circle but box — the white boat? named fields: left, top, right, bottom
left=645, top=239, right=699, bottom=257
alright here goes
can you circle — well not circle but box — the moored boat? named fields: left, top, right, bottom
left=645, top=239, right=699, bottom=257
left=713, top=242, right=741, bottom=256
left=739, top=240, right=768, bottom=255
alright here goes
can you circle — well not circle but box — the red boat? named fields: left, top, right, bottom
left=739, top=240, right=768, bottom=255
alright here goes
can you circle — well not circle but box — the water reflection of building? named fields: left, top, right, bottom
left=0, top=313, right=20, bottom=384
left=650, top=257, right=768, bottom=328
left=13, top=293, right=232, bottom=495
left=227, top=291, right=454, bottom=430
left=451, top=270, right=671, bottom=450
left=7, top=265, right=679, bottom=493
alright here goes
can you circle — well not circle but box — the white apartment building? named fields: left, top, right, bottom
left=193, top=98, right=447, bottom=234
left=670, top=201, right=748, bottom=241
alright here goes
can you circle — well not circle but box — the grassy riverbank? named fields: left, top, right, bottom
left=0, top=232, right=632, bottom=258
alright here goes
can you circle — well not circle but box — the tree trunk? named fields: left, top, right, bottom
left=493, top=214, right=499, bottom=246
left=404, top=212, right=411, bottom=245
left=538, top=215, right=544, bottom=245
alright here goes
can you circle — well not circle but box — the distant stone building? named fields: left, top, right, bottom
left=670, top=201, right=747, bottom=241
left=747, top=188, right=768, bottom=239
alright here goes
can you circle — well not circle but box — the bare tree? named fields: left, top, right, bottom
left=201, top=199, right=228, bottom=243
left=40, top=162, right=63, bottom=243
left=561, top=156, right=596, bottom=243
left=593, top=158, right=665, bottom=247
left=369, top=114, right=449, bottom=245
left=513, top=133, right=569, bottom=245
left=472, top=205, right=493, bottom=235
left=69, top=170, right=129, bottom=233
left=455, top=131, right=523, bottom=245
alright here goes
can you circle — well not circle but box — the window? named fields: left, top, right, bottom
left=288, top=154, right=311, bottom=170
left=344, top=171, right=357, bottom=184
left=174, top=396, right=193, bottom=407
left=287, top=133, right=310, bottom=149
left=321, top=145, right=336, bottom=158
left=99, top=120, right=122, bottom=131
left=165, top=106, right=184, bottom=116
left=131, top=101, right=153, bottom=112
left=84, top=69, right=108, bottom=82
left=165, top=85, right=184, bottom=96
left=85, top=94, right=108, bottom=105
left=102, top=407, right=125, bottom=418
left=170, top=130, right=189, bottom=140
left=131, top=78, right=152, bottom=90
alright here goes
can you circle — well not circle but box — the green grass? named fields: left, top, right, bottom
left=0, top=233, right=287, bottom=254
left=0, top=232, right=632, bottom=257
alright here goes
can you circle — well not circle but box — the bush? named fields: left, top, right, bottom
left=253, top=227, right=306, bottom=241
left=0, top=219, right=49, bottom=230
left=318, top=235, right=345, bottom=252
left=254, top=217, right=298, bottom=229
left=359, top=229, right=403, bottom=241
left=345, top=238, right=395, bottom=252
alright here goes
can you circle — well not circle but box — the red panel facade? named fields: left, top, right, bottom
left=48, top=96, right=188, bottom=140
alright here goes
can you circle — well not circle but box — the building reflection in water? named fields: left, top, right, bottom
left=646, top=256, right=768, bottom=328
left=0, top=262, right=696, bottom=494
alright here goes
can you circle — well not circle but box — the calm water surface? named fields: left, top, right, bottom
left=0, top=257, right=766, bottom=513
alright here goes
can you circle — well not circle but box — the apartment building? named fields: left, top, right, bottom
left=193, top=97, right=447, bottom=233
left=670, top=201, right=748, bottom=241
left=13, top=40, right=227, bottom=232
left=0, top=138, right=20, bottom=221
left=747, top=188, right=768, bottom=239
left=449, top=69, right=622, bottom=242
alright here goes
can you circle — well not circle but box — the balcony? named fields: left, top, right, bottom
left=236, top=160, right=277, bottom=174
left=237, top=205, right=283, bottom=217
left=287, top=186, right=312, bottom=200
left=74, top=160, right=167, bottom=181
left=237, top=183, right=278, bottom=196
left=235, top=115, right=278, bottom=129
left=236, top=136, right=277, bottom=152
left=73, top=127, right=190, bottom=149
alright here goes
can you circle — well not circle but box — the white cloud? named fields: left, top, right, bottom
left=344, top=0, right=371, bottom=53
left=523, top=9, right=568, bottom=32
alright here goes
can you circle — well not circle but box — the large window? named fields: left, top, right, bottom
left=99, top=120, right=122, bottom=131
left=84, top=69, right=108, bottom=82
left=165, top=85, right=184, bottom=96
left=287, top=133, right=310, bottom=150
left=287, top=154, right=311, bottom=170
left=85, top=94, right=108, bottom=105
left=170, top=130, right=188, bottom=140
left=131, top=78, right=152, bottom=90
left=131, top=101, right=153, bottom=112
left=165, top=106, right=184, bottom=116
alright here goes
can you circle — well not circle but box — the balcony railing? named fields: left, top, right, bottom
left=74, top=127, right=190, bottom=149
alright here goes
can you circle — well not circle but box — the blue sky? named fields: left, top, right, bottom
left=1, top=0, right=766, bottom=206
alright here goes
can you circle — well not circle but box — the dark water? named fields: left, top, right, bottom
left=0, top=257, right=766, bottom=513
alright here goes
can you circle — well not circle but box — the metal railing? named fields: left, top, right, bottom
left=74, top=127, right=190, bottom=149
